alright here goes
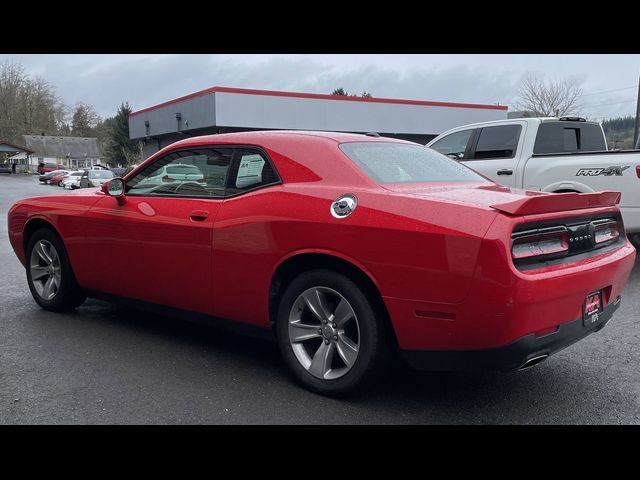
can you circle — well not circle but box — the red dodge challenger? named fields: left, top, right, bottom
left=8, top=131, right=636, bottom=395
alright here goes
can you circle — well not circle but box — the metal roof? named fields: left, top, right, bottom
left=0, top=140, right=34, bottom=154
left=22, top=135, right=102, bottom=159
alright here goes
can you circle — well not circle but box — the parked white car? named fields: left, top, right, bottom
left=60, top=171, right=84, bottom=189
left=135, top=163, right=204, bottom=188
left=427, top=117, right=640, bottom=246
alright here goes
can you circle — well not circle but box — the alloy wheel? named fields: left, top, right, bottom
left=29, top=239, right=62, bottom=300
left=288, top=286, right=360, bottom=380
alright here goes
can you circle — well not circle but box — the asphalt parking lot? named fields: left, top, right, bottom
left=1, top=173, right=639, bottom=424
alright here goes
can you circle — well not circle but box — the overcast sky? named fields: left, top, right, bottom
left=3, top=54, right=639, bottom=121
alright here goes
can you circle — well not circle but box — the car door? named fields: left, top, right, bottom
left=76, top=147, right=233, bottom=315
left=460, top=123, right=525, bottom=189
left=209, top=147, right=282, bottom=326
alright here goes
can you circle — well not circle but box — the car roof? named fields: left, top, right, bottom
left=132, top=130, right=418, bottom=188
left=168, top=130, right=413, bottom=149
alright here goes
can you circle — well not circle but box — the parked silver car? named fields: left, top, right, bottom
left=79, top=169, right=114, bottom=188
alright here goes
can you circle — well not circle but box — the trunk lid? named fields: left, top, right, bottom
left=381, top=182, right=621, bottom=215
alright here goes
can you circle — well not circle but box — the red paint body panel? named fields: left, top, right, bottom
left=49, top=175, right=65, bottom=186
left=36, top=164, right=65, bottom=174
left=388, top=206, right=635, bottom=350
left=7, top=131, right=636, bottom=355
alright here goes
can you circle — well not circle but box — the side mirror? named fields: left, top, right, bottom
left=103, top=177, right=127, bottom=205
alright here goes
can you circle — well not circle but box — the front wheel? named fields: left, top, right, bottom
left=26, top=228, right=86, bottom=311
left=276, top=269, right=389, bottom=396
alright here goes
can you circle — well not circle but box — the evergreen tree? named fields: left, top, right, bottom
left=104, top=102, right=140, bottom=166
left=331, top=88, right=373, bottom=97
left=71, top=102, right=100, bottom=137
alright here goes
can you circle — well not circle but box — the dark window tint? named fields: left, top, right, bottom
left=339, top=142, right=485, bottom=184
left=534, top=121, right=606, bottom=154
left=429, top=129, right=473, bottom=159
left=470, top=125, right=521, bottom=160
left=226, top=149, right=280, bottom=195
left=563, top=128, right=579, bottom=150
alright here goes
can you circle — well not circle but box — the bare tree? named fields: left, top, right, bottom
left=517, top=73, right=583, bottom=117
left=0, top=60, right=67, bottom=143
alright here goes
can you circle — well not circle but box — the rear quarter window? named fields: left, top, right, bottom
left=534, top=122, right=606, bottom=154
left=339, top=142, right=485, bottom=184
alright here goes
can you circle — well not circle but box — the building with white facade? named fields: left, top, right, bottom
left=129, top=86, right=509, bottom=159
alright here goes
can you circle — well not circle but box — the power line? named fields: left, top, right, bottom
left=578, top=85, right=636, bottom=97
left=581, top=98, right=637, bottom=108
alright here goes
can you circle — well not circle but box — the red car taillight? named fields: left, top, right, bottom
left=593, top=221, right=619, bottom=244
left=636, top=165, right=640, bottom=178
left=512, top=228, right=569, bottom=260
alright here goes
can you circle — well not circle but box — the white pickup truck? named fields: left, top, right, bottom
left=426, top=117, right=640, bottom=246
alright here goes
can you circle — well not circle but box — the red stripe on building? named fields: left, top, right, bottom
left=129, top=86, right=508, bottom=117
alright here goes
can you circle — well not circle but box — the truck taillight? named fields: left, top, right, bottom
left=512, top=229, right=569, bottom=260
left=636, top=165, right=640, bottom=178
left=594, top=221, right=619, bottom=244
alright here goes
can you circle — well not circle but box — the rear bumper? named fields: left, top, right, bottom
left=402, top=295, right=621, bottom=371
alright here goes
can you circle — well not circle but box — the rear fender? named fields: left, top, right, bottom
left=540, top=181, right=595, bottom=193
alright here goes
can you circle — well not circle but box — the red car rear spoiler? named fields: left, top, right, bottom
left=490, top=191, right=621, bottom=216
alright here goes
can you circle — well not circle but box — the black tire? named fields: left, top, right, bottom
left=276, top=269, right=389, bottom=396
left=25, top=227, right=86, bottom=311
left=629, top=233, right=640, bottom=250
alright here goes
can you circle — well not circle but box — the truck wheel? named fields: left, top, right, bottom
left=26, top=228, right=86, bottom=311
left=276, top=269, right=388, bottom=396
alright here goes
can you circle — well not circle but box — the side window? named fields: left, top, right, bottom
left=429, top=129, right=473, bottom=159
left=470, top=125, right=521, bottom=160
left=226, top=149, right=280, bottom=196
left=125, top=148, right=233, bottom=197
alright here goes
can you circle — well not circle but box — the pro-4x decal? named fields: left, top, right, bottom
left=576, top=166, right=630, bottom=176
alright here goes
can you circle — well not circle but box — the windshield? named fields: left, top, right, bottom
left=88, top=170, right=114, bottom=179
left=339, top=142, right=485, bottom=184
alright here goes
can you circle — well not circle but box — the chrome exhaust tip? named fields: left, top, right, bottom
left=519, top=354, right=549, bottom=370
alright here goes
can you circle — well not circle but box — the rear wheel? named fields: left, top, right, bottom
left=276, top=269, right=388, bottom=396
left=26, top=228, right=86, bottom=311
left=629, top=233, right=640, bottom=250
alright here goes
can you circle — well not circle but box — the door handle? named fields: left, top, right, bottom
left=497, top=169, right=513, bottom=176
left=189, top=210, right=209, bottom=221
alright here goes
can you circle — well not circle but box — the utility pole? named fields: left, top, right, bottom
left=634, top=71, right=640, bottom=148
